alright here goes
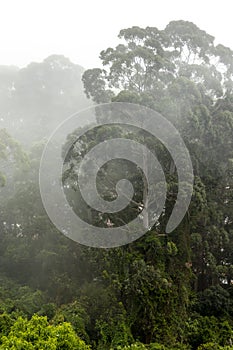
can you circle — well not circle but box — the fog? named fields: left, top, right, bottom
left=0, top=0, right=233, bottom=69
left=0, top=3, right=233, bottom=349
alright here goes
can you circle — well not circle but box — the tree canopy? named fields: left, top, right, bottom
left=0, top=20, right=233, bottom=350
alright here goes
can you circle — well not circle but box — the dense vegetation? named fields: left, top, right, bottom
left=0, top=20, right=233, bottom=349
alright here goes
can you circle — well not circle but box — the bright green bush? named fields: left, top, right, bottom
left=0, top=314, right=90, bottom=350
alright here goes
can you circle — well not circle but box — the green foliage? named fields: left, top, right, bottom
left=0, top=314, right=90, bottom=350
left=52, top=301, right=89, bottom=342
left=1, top=20, right=233, bottom=350
left=186, top=316, right=233, bottom=348
left=0, top=313, right=13, bottom=337
left=197, top=286, right=233, bottom=317
left=0, top=275, right=50, bottom=318
left=110, top=342, right=190, bottom=350
left=0, top=128, right=28, bottom=187
left=112, top=343, right=147, bottom=350
left=196, top=343, right=222, bottom=350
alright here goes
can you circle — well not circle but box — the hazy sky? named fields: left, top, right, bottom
left=0, top=0, right=233, bottom=69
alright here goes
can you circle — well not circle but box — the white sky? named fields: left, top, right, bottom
left=0, top=0, right=233, bottom=69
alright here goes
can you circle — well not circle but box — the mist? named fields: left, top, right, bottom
left=0, top=9, right=233, bottom=350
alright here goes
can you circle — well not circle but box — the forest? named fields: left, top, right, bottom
left=0, top=20, right=233, bottom=349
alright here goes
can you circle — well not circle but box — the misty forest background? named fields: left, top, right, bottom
left=1, top=20, right=233, bottom=349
